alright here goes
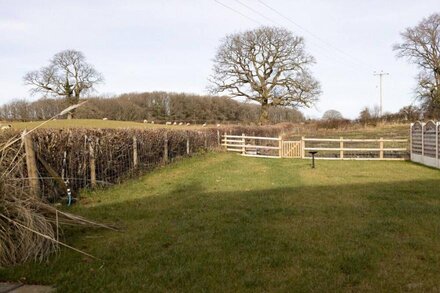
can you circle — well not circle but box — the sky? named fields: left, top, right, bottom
left=0, top=0, right=438, bottom=119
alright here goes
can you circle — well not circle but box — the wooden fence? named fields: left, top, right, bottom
left=410, top=121, right=440, bottom=168
left=302, top=137, right=408, bottom=160
left=222, top=134, right=408, bottom=160
left=222, top=134, right=283, bottom=158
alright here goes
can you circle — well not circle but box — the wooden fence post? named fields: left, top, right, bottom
left=379, top=137, right=384, bottom=159
left=301, top=136, right=305, bottom=158
left=22, top=131, right=40, bottom=197
left=340, top=137, right=344, bottom=159
left=163, top=131, right=169, bottom=163
left=133, top=136, right=138, bottom=168
left=278, top=135, right=283, bottom=158
left=217, top=130, right=220, bottom=146
left=89, top=139, right=96, bottom=188
left=242, top=133, right=246, bottom=155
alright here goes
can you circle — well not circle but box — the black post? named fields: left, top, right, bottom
left=309, top=151, right=318, bottom=168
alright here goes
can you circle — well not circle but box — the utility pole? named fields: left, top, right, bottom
left=373, top=71, right=389, bottom=116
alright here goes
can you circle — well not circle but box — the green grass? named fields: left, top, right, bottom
left=6, top=119, right=208, bottom=130
left=2, top=152, right=440, bottom=292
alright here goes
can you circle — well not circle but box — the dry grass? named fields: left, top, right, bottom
left=285, top=122, right=409, bottom=139
left=0, top=115, right=115, bottom=267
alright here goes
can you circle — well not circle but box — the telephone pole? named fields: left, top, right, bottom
left=373, top=71, right=389, bottom=116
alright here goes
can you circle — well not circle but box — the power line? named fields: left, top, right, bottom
left=256, top=0, right=374, bottom=72
left=214, top=0, right=370, bottom=75
left=228, top=0, right=368, bottom=74
left=234, top=0, right=278, bottom=25
left=214, top=0, right=262, bottom=25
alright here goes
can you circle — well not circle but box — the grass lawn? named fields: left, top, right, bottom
left=2, top=152, right=440, bottom=292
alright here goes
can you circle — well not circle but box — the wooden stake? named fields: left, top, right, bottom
left=186, top=133, right=190, bottom=155
left=163, top=132, right=169, bottom=163
left=89, top=139, right=96, bottom=188
left=133, top=136, right=138, bottom=168
left=22, top=130, right=40, bottom=197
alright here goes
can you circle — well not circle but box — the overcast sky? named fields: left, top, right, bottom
left=0, top=0, right=437, bottom=118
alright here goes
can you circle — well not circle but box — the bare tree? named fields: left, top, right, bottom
left=322, top=109, right=343, bottom=120
left=210, top=26, right=320, bottom=125
left=398, top=105, right=421, bottom=121
left=393, top=13, right=440, bottom=118
left=24, top=50, right=103, bottom=119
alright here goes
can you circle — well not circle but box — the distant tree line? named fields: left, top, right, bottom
left=357, top=105, right=423, bottom=126
left=0, top=92, right=305, bottom=124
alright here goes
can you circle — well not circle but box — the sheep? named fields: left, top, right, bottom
left=173, top=122, right=177, bottom=125
left=143, top=120, right=148, bottom=123
left=0, top=124, right=12, bottom=130
left=102, top=118, right=108, bottom=121
left=202, top=123, right=207, bottom=127
left=186, top=123, right=191, bottom=126
left=165, top=122, right=172, bottom=125
left=178, top=122, right=183, bottom=126
left=150, top=121, right=155, bottom=124
left=216, top=123, right=221, bottom=127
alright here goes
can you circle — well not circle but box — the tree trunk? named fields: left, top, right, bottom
left=66, top=94, right=80, bottom=119
left=259, top=101, right=270, bottom=125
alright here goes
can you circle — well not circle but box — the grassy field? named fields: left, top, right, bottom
left=2, top=152, right=440, bottom=292
left=288, top=123, right=409, bottom=139
left=4, top=119, right=208, bottom=130
left=3, top=119, right=410, bottom=140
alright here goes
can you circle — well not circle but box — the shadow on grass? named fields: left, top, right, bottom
left=3, top=179, right=440, bottom=292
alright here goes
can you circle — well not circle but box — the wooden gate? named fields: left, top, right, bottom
left=281, top=141, right=302, bottom=158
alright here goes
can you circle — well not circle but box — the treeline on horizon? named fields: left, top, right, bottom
left=0, top=92, right=305, bottom=124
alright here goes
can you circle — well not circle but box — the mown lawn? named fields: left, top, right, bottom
left=2, top=153, right=440, bottom=292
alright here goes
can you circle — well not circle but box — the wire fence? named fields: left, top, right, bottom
left=1, top=124, right=295, bottom=202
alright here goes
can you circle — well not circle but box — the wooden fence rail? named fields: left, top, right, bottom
left=222, top=134, right=408, bottom=160
left=302, top=137, right=408, bottom=160
left=222, top=133, right=282, bottom=158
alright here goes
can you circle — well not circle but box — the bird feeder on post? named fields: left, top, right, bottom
left=309, top=151, right=318, bottom=168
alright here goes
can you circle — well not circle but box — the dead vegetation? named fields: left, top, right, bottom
left=0, top=116, right=295, bottom=267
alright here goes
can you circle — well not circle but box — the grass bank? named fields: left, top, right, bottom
left=2, top=153, right=440, bottom=291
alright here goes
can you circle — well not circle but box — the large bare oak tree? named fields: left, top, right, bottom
left=210, top=26, right=320, bottom=125
left=24, top=50, right=103, bottom=119
left=394, top=13, right=440, bottom=118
